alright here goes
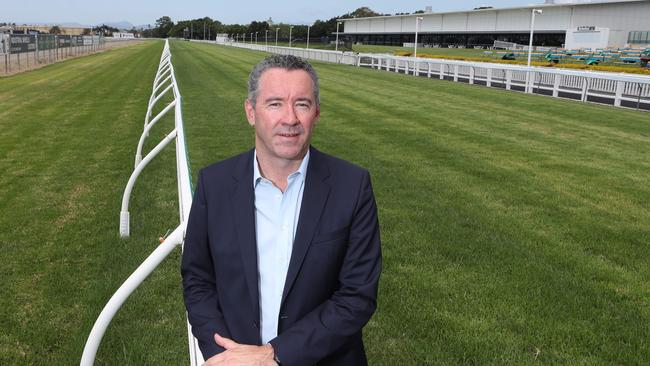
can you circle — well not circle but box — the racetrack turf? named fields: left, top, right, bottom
left=1, top=39, right=649, bottom=365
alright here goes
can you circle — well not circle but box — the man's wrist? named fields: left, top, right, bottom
left=266, top=343, right=281, bottom=365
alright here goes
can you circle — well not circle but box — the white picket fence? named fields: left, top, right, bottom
left=219, top=40, right=650, bottom=110
left=81, top=40, right=204, bottom=366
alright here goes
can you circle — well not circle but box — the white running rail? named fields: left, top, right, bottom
left=81, top=40, right=204, bottom=366
left=218, top=40, right=650, bottom=111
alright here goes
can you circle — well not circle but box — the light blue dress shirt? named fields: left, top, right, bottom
left=253, top=150, right=309, bottom=344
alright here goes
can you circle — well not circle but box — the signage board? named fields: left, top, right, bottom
left=71, top=35, right=84, bottom=46
left=9, top=35, right=36, bottom=53
left=57, top=35, right=71, bottom=48
left=37, top=34, right=56, bottom=50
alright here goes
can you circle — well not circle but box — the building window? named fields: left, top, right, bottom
left=629, top=31, right=650, bottom=44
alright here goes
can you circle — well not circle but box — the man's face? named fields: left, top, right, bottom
left=245, top=68, right=320, bottom=164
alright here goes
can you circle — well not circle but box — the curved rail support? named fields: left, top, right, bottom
left=135, top=100, right=178, bottom=167
left=144, top=74, right=173, bottom=127
left=121, top=128, right=178, bottom=238
left=80, top=225, right=185, bottom=365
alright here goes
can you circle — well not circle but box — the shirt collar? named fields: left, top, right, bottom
left=253, top=149, right=310, bottom=188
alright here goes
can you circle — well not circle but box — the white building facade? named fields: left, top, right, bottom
left=341, top=0, right=650, bottom=49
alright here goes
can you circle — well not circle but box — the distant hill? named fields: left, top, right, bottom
left=99, top=21, right=135, bottom=30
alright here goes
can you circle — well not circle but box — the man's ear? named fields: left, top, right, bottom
left=314, top=105, right=321, bottom=124
left=244, top=99, right=256, bottom=127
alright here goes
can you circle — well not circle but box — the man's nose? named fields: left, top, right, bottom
left=282, top=105, right=300, bottom=125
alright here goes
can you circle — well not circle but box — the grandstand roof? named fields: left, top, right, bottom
left=338, top=0, right=647, bottom=21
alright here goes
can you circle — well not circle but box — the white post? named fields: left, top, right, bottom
left=265, top=30, right=268, bottom=49
left=614, top=81, right=624, bottom=107
left=414, top=16, right=423, bottom=58
left=335, top=21, right=342, bottom=52
left=255, top=32, right=258, bottom=44
left=527, top=9, right=542, bottom=94
left=289, top=26, right=294, bottom=47
left=276, top=28, right=279, bottom=47
left=527, top=9, right=542, bottom=67
left=553, top=74, right=561, bottom=97
left=307, top=26, right=310, bottom=49
left=81, top=225, right=185, bottom=365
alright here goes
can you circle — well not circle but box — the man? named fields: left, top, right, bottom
left=181, top=54, right=381, bottom=366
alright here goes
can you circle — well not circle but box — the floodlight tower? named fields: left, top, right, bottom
left=289, top=25, right=294, bottom=47
left=414, top=16, right=423, bottom=58
left=275, top=27, right=279, bottom=46
left=335, top=21, right=342, bottom=51
left=265, top=29, right=268, bottom=48
left=527, top=9, right=543, bottom=67
left=255, top=31, right=258, bottom=44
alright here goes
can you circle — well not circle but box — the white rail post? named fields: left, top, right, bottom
left=121, top=129, right=178, bottom=238
left=81, top=226, right=185, bottom=366
left=614, top=81, right=625, bottom=107
left=553, top=74, right=561, bottom=97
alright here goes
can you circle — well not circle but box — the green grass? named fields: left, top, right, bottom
left=1, top=39, right=649, bottom=365
left=0, top=40, right=188, bottom=364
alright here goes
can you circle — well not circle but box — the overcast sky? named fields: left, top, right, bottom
left=3, top=1, right=549, bottom=26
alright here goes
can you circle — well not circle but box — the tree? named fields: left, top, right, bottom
left=154, top=16, right=174, bottom=38
left=92, top=24, right=119, bottom=37
left=349, top=7, right=381, bottom=18
left=49, top=26, right=62, bottom=35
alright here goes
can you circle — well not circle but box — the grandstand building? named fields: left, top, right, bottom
left=340, top=0, right=650, bottom=49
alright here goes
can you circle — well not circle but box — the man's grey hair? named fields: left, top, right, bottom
left=247, top=54, right=320, bottom=107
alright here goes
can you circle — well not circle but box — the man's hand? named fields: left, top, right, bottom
left=201, top=333, right=277, bottom=366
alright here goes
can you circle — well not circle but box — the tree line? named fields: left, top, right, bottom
left=139, top=7, right=424, bottom=41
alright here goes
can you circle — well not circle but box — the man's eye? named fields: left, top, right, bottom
left=296, top=103, right=310, bottom=108
left=268, top=102, right=281, bottom=107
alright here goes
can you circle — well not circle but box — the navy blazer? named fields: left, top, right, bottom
left=181, top=146, right=382, bottom=366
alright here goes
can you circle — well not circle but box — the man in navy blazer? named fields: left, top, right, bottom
left=181, top=54, right=382, bottom=366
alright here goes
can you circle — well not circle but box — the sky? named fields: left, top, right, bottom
left=3, top=1, right=550, bottom=27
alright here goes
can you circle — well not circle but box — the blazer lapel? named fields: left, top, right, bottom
left=281, top=147, right=331, bottom=305
left=230, top=149, right=260, bottom=321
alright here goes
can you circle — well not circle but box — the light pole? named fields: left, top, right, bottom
left=289, top=25, right=294, bottom=47
left=275, top=27, right=279, bottom=46
left=527, top=9, right=543, bottom=67
left=265, top=29, right=268, bottom=48
left=255, top=32, right=258, bottom=44
left=307, top=25, right=311, bottom=49
left=414, top=16, right=423, bottom=58
left=250, top=32, right=253, bottom=44
left=335, top=21, right=342, bottom=52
